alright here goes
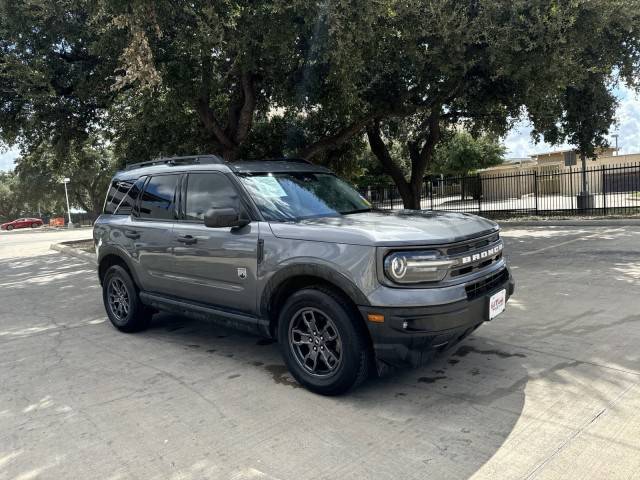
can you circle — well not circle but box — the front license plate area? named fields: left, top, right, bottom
left=488, top=289, right=506, bottom=320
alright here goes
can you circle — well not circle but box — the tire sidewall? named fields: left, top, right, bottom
left=277, top=288, right=364, bottom=394
left=6, top=225, right=13, bottom=231
left=103, top=265, right=140, bottom=329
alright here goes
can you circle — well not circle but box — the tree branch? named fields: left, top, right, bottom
left=234, top=71, right=256, bottom=144
left=196, top=48, right=236, bottom=151
left=410, top=109, right=441, bottom=182
left=300, top=111, right=379, bottom=160
left=366, top=120, right=409, bottom=191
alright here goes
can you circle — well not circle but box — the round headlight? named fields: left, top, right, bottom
left=389, top=255, right=407, bottom=279
left=384, top=250, right=454, bottom=284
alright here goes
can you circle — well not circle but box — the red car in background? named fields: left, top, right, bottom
left=0, top=217, right=44, bottom=231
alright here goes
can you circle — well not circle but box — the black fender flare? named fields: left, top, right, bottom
left=259, top=263, right=371, bottom=319
left=97, top=245, right=142, bottom=287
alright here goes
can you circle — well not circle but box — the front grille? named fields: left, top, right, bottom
left=446, top=233, right=499, bottom=256
left=465, top=268, right=509, bottom=300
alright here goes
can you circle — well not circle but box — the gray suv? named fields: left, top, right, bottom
left=94, top=155, right=514, bottom=395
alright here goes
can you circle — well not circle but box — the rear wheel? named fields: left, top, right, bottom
left=31, top=223, right=39, bottom=228
left=277, top=287, right=371, bottom=395
left=102, top=265, right=152, bottom=332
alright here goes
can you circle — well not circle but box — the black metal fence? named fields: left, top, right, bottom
left=360, top=162, right=640, bottom=217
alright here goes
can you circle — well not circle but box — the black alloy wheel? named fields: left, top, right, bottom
left=278, top=287, right=371, bottom=395
left=288, top=307, right=343, bottom=377
left=102, top=265, right=152, bottom=332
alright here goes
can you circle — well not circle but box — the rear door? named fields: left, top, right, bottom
left=170, top=172, right=259, bottom=315
left=130, top=174, right=180, bottom=294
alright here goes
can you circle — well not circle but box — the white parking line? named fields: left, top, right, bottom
left=520, top=228, right=625, bottom=256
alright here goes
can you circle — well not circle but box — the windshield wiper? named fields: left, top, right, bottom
left=341, top=208, right=372, bottom=215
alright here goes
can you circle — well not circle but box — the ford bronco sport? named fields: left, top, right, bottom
left=94, top=155, right=514, bottom=395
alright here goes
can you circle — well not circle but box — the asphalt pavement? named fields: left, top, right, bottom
left=0, top=226, right=639, bottom=479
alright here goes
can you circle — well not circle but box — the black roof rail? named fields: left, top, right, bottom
left=124, top=154, right=225, bottom=171
left=233, top=157, right=313, bottom=165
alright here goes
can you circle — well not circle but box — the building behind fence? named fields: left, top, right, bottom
left=360, top=162, right=640, bottom=217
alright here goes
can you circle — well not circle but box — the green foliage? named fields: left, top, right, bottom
left=527, top=0, right=640, bottom=158
left=0, top=171, right=21, bottom=220
left=0, top=0, right=125, bottom=154
left=14, top=137, right=117, bottom=216
left=1, top=0, right=640, bottom=211
left=433, top=132, right=505, bottom=175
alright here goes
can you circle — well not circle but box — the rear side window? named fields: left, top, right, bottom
left=139, top=175, right=179, bottom=220
left=104, top=180, right=126, bottom=214
left=103, top=177, right=147, bottom=215
left=184, top=173, right=240, bottom=221
left=116, top=176, right=146, bottom=215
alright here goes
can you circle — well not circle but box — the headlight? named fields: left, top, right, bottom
left=384, top=251, right=454, bottom=284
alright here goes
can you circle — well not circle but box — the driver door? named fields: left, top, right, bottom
left=170, top=172, right=259, bottom=315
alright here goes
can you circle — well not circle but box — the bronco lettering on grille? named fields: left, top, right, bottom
left=460, top=243, right=503, bottom=265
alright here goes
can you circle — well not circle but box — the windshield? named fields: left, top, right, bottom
left=239, top=172, right=371, bottom=221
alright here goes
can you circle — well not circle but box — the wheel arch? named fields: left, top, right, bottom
left=261, top=264, right=371, bottom=338
left=97, top=247, right=141, bottom=288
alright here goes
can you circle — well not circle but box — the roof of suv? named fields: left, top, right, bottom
left=113, top=155, right=330, bottom=180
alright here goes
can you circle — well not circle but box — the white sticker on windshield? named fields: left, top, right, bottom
left=247, top=176, right=287, bottom=197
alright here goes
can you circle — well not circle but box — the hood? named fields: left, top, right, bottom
left=268, top=210, right=498, bottom=246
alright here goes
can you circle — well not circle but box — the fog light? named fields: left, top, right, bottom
left=402, top=321, right=408, bottom=329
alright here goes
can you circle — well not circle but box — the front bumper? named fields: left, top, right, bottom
left=359, top=268, right=515, bottom=369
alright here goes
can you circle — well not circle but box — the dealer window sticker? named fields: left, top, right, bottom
left=246, top=175, right=287, bottom=198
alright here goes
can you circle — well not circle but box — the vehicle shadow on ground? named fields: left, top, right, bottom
left=144, top=312, right=529, bottom=478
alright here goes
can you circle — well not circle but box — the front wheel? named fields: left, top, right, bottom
left=277, top=287, right=371, bottom=395
left=102, top=265, right=152, bottom=332
left=6, top=225, right=13, bottom=231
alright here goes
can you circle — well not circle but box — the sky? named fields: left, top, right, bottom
left=1, top=84, right=639, bottom=171
left=503, top=83, right=639, bottom=158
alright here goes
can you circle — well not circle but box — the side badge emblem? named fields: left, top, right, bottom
left=237, top=267, right=247, bottom=280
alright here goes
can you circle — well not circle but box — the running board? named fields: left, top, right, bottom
left=139, top=292, right=270, bottom=337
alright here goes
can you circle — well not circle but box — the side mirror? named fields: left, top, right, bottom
left=204, top=207, right=250, bottom=229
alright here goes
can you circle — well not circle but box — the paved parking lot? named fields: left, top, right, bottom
left=1, top=226, right=639, bottom=479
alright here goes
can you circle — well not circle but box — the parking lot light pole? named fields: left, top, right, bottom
left=61, top=177, right=73, bottom=228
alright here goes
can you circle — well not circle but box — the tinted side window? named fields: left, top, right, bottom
left=115, top=176, right=147, bottom=215
left=103, top=180, right=121, bottom=214
left=139, top=175, right=179, bottom=220
left=185, top=173, right=239, bottom=221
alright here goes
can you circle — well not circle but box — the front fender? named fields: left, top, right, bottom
left=259, top=262, right=371, bottom=318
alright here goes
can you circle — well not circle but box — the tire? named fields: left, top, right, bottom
left=277, top=287, right=371, bottom=395
left=102, top=265, right=152, bottom=333
left=31, top=223, right=39, bottom=228
left=6, top=225, right=13, bottom=231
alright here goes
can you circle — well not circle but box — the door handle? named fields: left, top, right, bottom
left=176, top=234, right=197, bottom=245
left=124, top=230, right=140, bottom=239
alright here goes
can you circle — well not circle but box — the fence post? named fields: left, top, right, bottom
left=477, top=174, right=482, bottom=213
left=534, top=171, right=539, bottom=215
left=601, top=164, right=607, bottom=216
left=429, top=180, right=434, bottom=210
left=569, top=166, right=574, bottom=209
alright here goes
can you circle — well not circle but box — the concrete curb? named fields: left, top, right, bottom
left=50, top=242, right=96, bottom=264
left=498, top=219, right=640, bottom=227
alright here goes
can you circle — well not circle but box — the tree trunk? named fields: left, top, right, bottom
left=406, top=177, right=423, bottom=210
left=196, top=48, right=256, bottom=160
left=366, top=116, right=439, bottom=210
left=222, top=147, right=240, bottom=162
